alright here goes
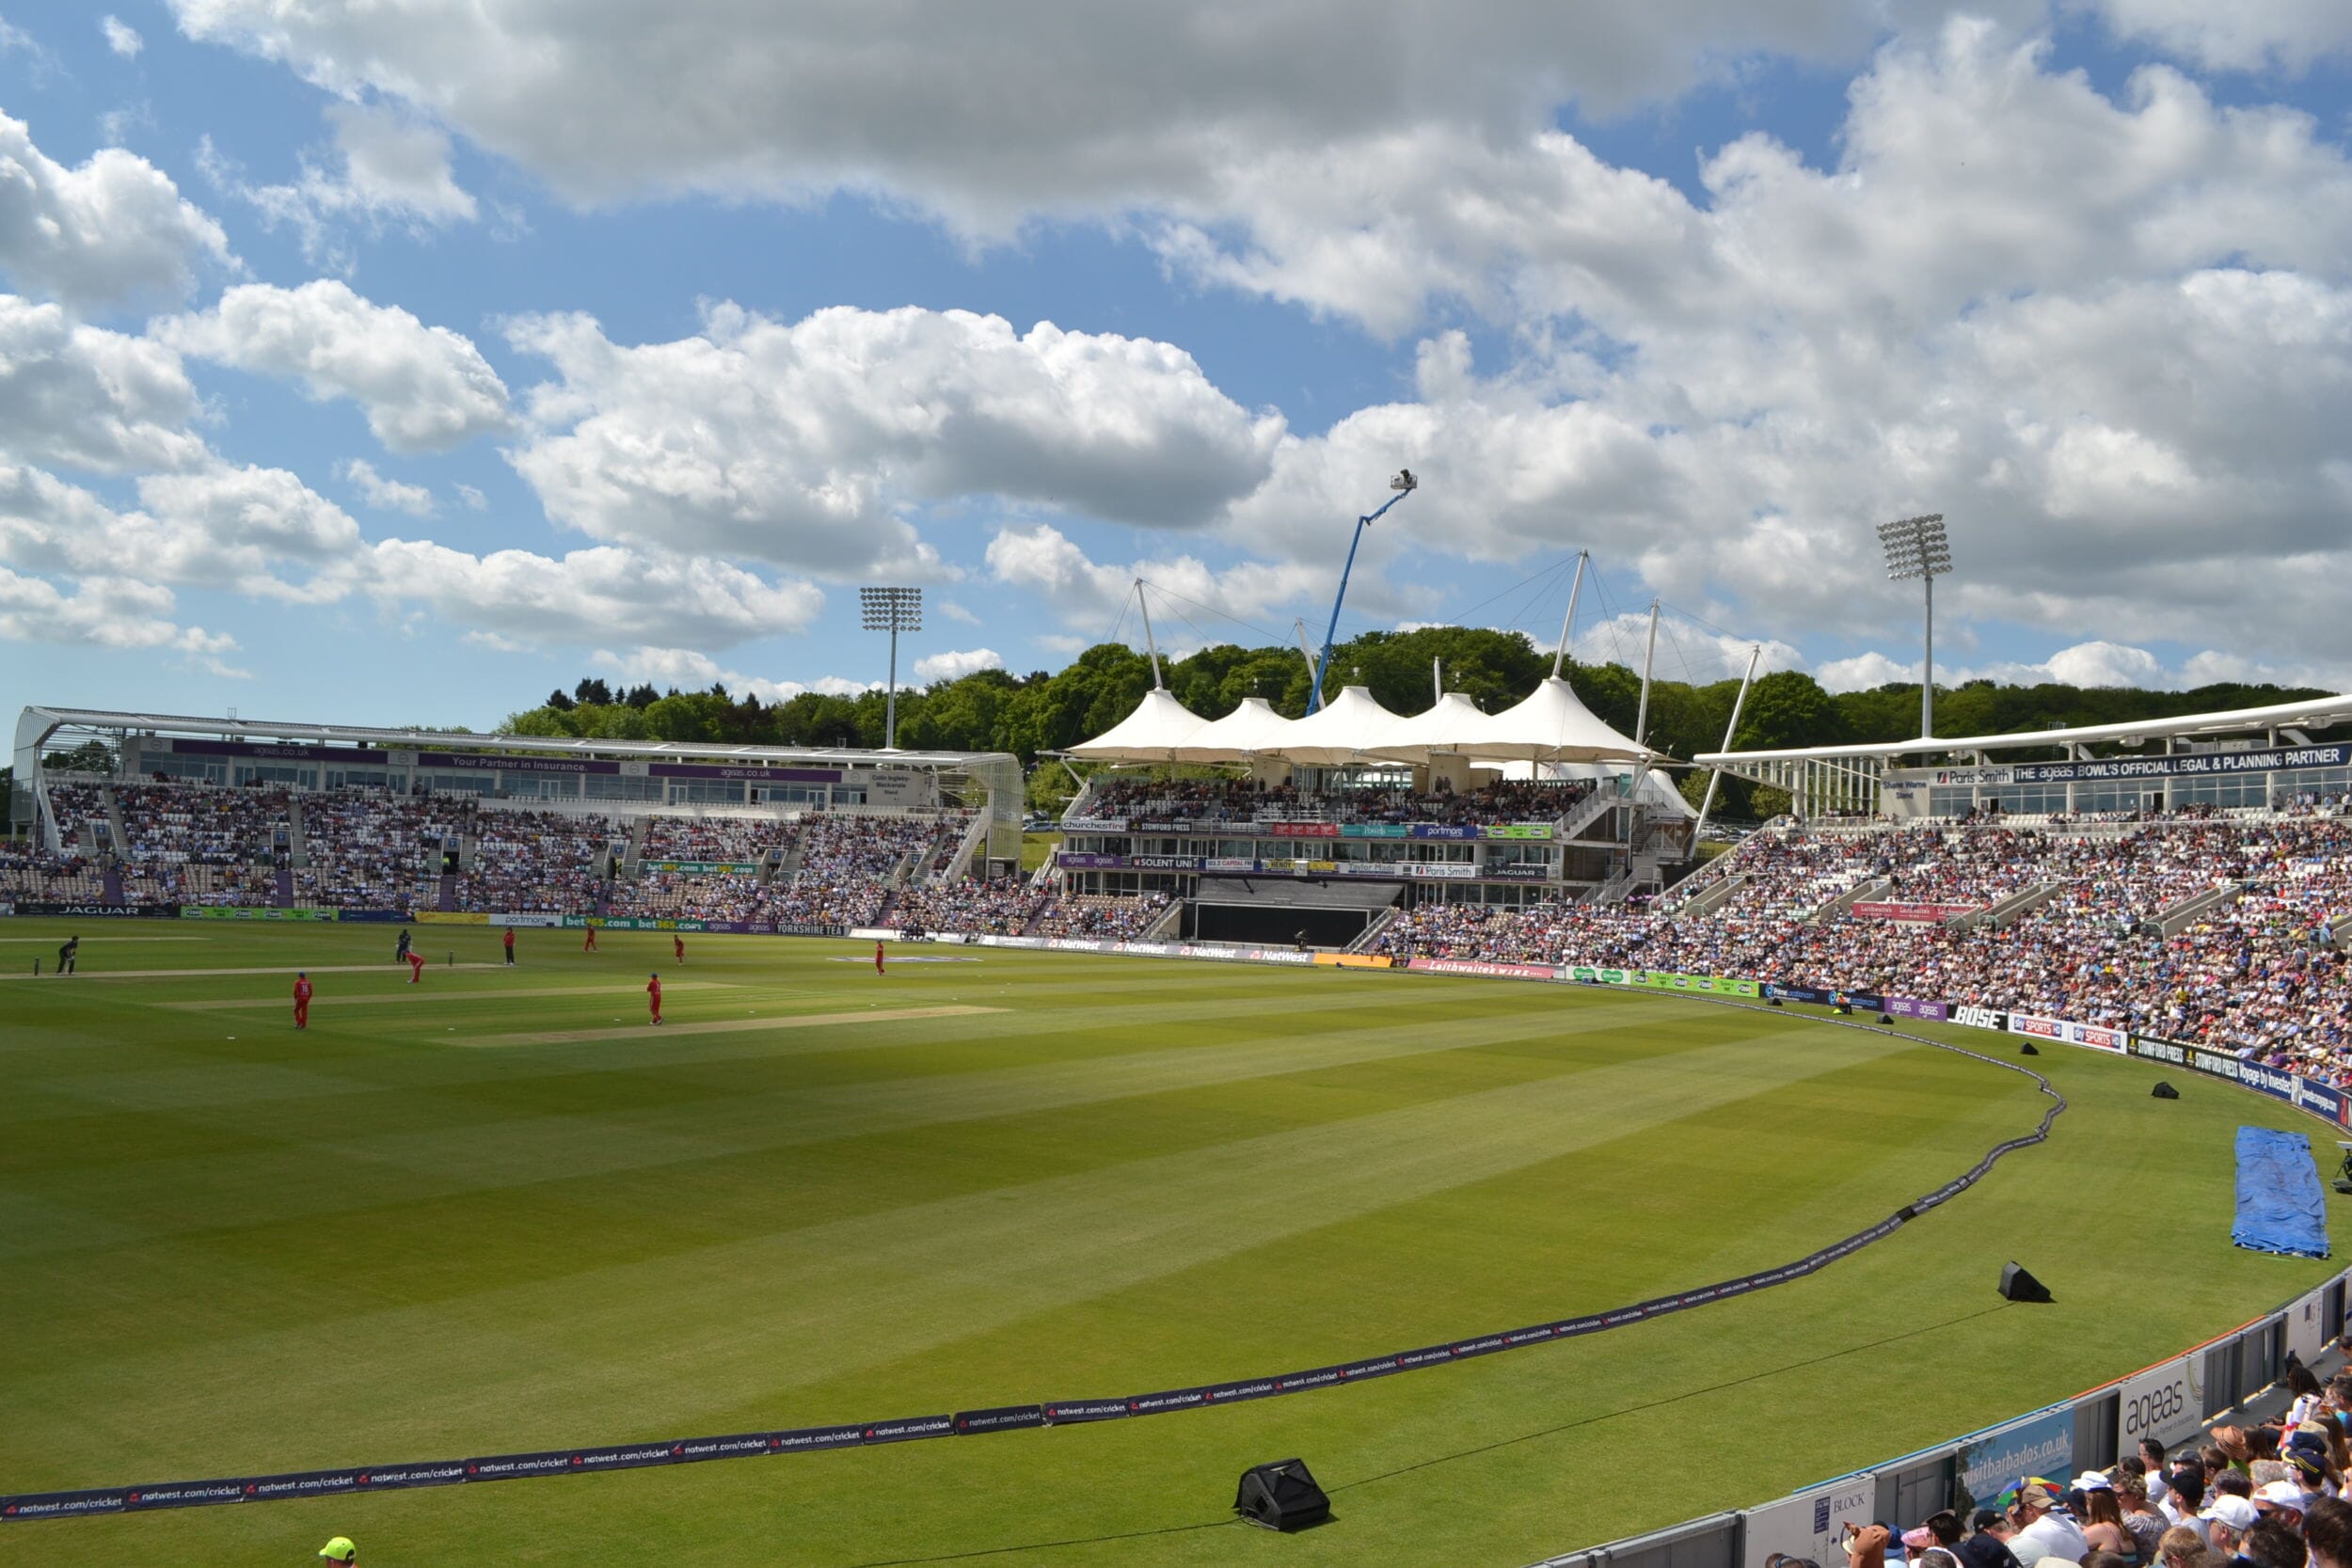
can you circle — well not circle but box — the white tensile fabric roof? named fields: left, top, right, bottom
left=1365, top=690, right=1497, bottom=763
left=1453, top=676, right=1651, bottom=764
left=1172, top=696, right=1295, bottom=762
left=1064, top=679, right=1656, bottom=766
left=1271, top=685, right=1407, bottom=766
left=1062, top=688, right=1205, bottom=761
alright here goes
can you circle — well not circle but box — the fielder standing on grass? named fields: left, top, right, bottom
left=293, top=972, right=312, bottom=1030
left=582, top=922, right=599, bottom=953
left=503, top=926, right=516, bottom=966
left=674, top=931, right=686, bottom=963
left=647, top=971, right=663, bottom=1025
left=875, top=939, right=886, bottom=976
left=395, top=927, right=411, bottom=964
left=406, top=946, right=426, bottom=984
left=56, top=933, right=78, bottom=975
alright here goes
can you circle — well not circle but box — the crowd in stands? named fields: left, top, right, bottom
left=46, top=784, right=113, bottom=854
left=0, top=847, right=106, bottom=903
left=295, top=792, right=475, bottom=911
left=893, top=876, right=1049, bottom=936
left=1031, top=891, right=1171, bottom=940
left=1077, top=776, right=1595, bottom=828
left=638, top=816, right=779, bottom=863
left=1377, top=812, right=2352, bottom=1063
left=755, top=814, right=961, bottom=927
left=1775, top=1370, right=2352, bottom=1568
left=457, top=811, right=619, bottom=914
left=114, top=784, right=289, bottom=866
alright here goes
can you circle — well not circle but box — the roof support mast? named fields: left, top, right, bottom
left=1308, top=469, right=1418, bottom=715
left=1693, top=643, right=1763, bottom=844
left=1134, top=578, right=1165, bottom=689
left=1549, top=549, right=1589, bottom=680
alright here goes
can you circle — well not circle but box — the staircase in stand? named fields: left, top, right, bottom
left=1553, top=787, right=1620, bottom=843
left=273, top=868, right=295, bottom=909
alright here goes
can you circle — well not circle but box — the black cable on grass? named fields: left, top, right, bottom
left=1327, top=1301, right=2016, bottom=1496
left=828, top=1304, right=2015, bottom=1565
left=834, top=1515, right=1242, bottom=1567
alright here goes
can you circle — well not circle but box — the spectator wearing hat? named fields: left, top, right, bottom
left=2249, top=1482, right=2310, bottom=1530
left=2200, top=1496, right=2259, bottom=1557
left=1960, top=1510, right=2025, bottom=1568
left=2159, top=1465, right=2208, bottom=1538
left=2010, top=1481, right=2090, bottom=1566
left=319, top=1539, right=358, bottom=1563
left=1847, top=1523, right=1894, bottom=1568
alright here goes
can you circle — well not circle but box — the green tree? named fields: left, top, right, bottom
left=42, top=739, right=117, bottom=774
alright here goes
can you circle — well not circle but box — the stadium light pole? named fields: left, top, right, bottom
left=859, top=586, right=922, bottom=750
left=1877, top=514, right=1951, bottom=739
left=1308, top=469, right=1418, bottom=714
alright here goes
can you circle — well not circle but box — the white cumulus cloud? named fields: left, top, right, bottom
left=338, top=456, right=436, bottom=515
left=0, top=111, right=232, bottom=309
left=157, top=279, right=512, bottom=451
left=101, top=15, right=142, bottom=56
left=503, top=302, right=1282, bottom=577
left=913, top=646, right=1002, bottom=684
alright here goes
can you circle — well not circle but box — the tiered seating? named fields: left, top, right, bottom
left=1376, top=812, right=2352, bottom=1063
left=1031, top=892, right=1170, bottom=941
left=296, top=792, right=475, bottom=911
left=1079, top=777, right=1593, bottom=828
left=457, top=810, right=618, bottom=913
left=0, top=850, right=106, bottom=903
left=755, top=815, right=964, bottom=927
left=45, top=783, right=112, bottom=854
left=893, top=876, right=1049, bottom=936
left=115, top=784, right=288, bottom=866
left=118, top=862, right=276, bottom=906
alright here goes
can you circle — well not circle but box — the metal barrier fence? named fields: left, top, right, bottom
left=1527, top=1216, right=2347, bottom=1568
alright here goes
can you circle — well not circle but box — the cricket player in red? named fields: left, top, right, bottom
left=647, top=971, right=663, bottom=1024
left=874, top=939, right=886, bottom=975
left=673, top=933, right=686, bottom=962
left=293, top=972, right=312, bottom=1029
left=582, top=924, right=599, bottom=952
left=406, top=949, right=426, bottom=984
left=503, top=927, right=516, bottom=965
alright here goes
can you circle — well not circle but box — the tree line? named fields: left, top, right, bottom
left=499, top=629, right=2330, bottom=816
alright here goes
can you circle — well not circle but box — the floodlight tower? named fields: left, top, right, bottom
left=859, top=586, right=922, bottom=750
left=1877, top=513, right=1951, bottom=739
left=1307, top=468, right=1418, bottom=714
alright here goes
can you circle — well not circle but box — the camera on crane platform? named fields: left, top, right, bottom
left=1391, top=468, right=1417, bottom=492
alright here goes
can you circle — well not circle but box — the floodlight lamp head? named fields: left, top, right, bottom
left=858, top=585, right=922, bottom=632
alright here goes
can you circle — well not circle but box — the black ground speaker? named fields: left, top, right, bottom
left=2020, top=1042, right=2040, bottom=1055
left=2152, top=1081, right=2180, bottom=1100
left=1999, top=1261, right=2054, bottom=1303
left=1235, top=1458, right=1331, bottom=1531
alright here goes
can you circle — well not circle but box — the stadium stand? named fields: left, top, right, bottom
left=1081, top=776, right=1594, bottom=827
left=457, top=810, right=620, bottom=914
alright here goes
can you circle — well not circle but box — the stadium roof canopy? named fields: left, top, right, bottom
left=1061, top=682, right=1656, bottom=768
left=1060, top=688, right=1205, bottom=762
left=14, top=705, right=1008, bottom=772
left=1694, top=690, right=2352, bottom=767
left=1692, top=689, right=2352, bottom=819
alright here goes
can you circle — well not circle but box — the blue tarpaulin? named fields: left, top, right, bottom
left=2233, top=1127, right=2330, bottom=1259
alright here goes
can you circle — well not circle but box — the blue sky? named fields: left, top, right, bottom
left=4, top=1, right=2352, bottom=730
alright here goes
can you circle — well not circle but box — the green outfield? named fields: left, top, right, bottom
left=2, top=916, right=2344, bottom=1568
